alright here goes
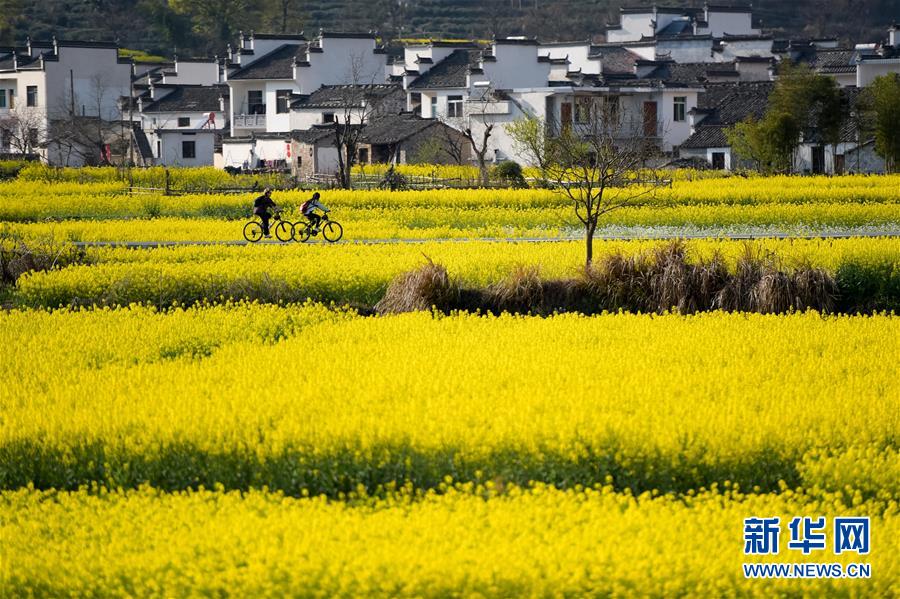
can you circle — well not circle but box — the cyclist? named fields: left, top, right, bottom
left=301, top=191, right=330, bottom=231
left=252, top=188, right=277, bottom=238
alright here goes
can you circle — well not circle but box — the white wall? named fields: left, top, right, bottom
left=539, top=43, right=600, bottom=75
left=221, top=141, right=256, bottom=168
left=481, top=43, right=550, bottom=89
left=857, top=59, right=900, bottom=87
left=658, top=90, right=697, bottom=150
left=144, top=109, right=225, bottom=131
left=705, top=11, right=758, bottom=37
left=44, top=46, right=131, bottom=120
left=164, top=61, right=220, bottom=86
left=718, top=39, right=774, bottom=62
left=157, top=130, right=216, bottom=166
left=608, top=13, right=655, bottom=43
left=656, top=39, right=714, bottom=63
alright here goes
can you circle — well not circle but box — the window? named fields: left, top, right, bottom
left=156, top=141, right=161, bottom=157
left=673, top=96, right=686, bottom=122
left=177, top=117, right=190, bottom=127
left=447, top=95, right=463, bottom=118
left=711, top=151, right=725, bottom=170
left=358, top=147, right=369, bottom=163
left=430, top=96, right=438, bottom=117
left=27, top=128, right=38, bottom=148
left=0, top=89, right=6, bottom=109
left=0, top=128, right=10, bottom=149
left=248, top=90, right=265, bottom=115
left=323, top=112, right=335, bottom=123
left=276, top=89, right=292, bottom=114
left=574, top=97, right=594, bottom=123
left=26, top=85, right=37, bottom=107
left=182, top=140, right=196, bottom=159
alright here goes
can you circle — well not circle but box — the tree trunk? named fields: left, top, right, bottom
left=585, top=220, right=596, bottom=268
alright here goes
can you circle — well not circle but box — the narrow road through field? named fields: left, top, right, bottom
left=70, top=230, right=900, bottom=248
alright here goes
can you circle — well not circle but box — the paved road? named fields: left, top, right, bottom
left=70, top=230, right=900, bottom=249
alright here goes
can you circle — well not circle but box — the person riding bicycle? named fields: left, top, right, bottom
left=252, top=188, right=278, bottom=238
left=301, top=192, right=330, bottom=231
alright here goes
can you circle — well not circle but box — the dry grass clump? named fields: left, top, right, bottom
left=0, top=233, right=85, bottom=285
left=486, top=265, right=545, bottom=314
left=376, top=242, right=844, bottom=316
left=375, top=257, right=458, bottom=314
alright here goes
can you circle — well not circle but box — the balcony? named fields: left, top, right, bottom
left=233, top=114, right=267, bottom=129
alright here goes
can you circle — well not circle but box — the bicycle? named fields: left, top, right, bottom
left=243, top=210, right=294, bottom=243
left=293, top=213, right=344, bottom=243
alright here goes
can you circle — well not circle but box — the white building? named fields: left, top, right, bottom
left=135, top=84, right=228, bottom=166
left=221, top=31, right=390, bottom=168
left=399, top=37, right=702, bottom=166
left=0, top=39, right=132, bottom=164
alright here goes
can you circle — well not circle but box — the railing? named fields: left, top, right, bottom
left=233, top=114, right=267, bottom=129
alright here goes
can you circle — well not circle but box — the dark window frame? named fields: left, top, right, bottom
left=673, top=96, right=687, bottom=123
left=26, top=85, right=37, bottom=107
left=275, top=89, right=292, bottom=114
left=177, top=117, right=191, bottom=127
left=247, top=90, right=265, bottom=115
left=447, top=95, right=463, bottom=118
left=182, top=140, right=196, bottom=159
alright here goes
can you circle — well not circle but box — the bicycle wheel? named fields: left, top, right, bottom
left=274, top=220, right=294, bottom=242
left=322, top=221, right=343, bottom=242
left=243, top=221, right=263, bottom=242
left=293, top=223, right=311, bottom=243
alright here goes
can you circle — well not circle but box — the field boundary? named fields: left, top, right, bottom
left=69, top=230, right=900, bottom=249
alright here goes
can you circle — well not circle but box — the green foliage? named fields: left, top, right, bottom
left=491, top=161, right=526, bottom=188
left=118, top=48, right=168, bottom=63
left=0, top=160, right=30, bottom=181
left=728, top=62, right=845, bottom=174
left=868, top=74, right=900, bottom=172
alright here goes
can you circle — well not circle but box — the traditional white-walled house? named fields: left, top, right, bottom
left=135, top=84, right=228, bottom=166
left=224, top=32, right=389, bottom=138
left=220, top=31, right=390, bottom=168
left=289, top=83, right=405, bottom=130
left=0, top=39, right=132, bottom=164
left=678, top=82, right=878, bottom=173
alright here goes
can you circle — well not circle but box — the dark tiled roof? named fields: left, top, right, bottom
left=291, top=127, right=336, bottom=144
left=408, top=49, right=479, bottom=89
left=681, top=82, right=774, bottom=149
left=229, top=44, right=304, bottom=80
left=650, top=61, right=740, bottom=84
left=360, top=113, right=441, bottom=144
left=807, top=48, right=858, bottom=73
left=0, top=52, right=39, bottom=70
left=291, top=113, right=442, bottom=146
left=142, top=85, right=228, bottom=113
left=680, top=126, right=730, bottom=148
left=590, top=45, right=642, bottom=75
left=292, top=84, right=402, bottom=109
left=656, top=19, right=694, bottom=38
left=132, top=126, right=153, bottom=161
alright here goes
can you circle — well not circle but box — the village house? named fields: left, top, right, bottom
left=0, top=38, right=132, bottom=165
left=134, top=84, right=229, bottom=167
left=677, top=82, right=883, bottom=174
left=220, top=31, right=390, bottom=169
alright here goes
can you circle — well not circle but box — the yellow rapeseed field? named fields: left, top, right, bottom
left=12, top=237, right=899, bottom=307
left=3, top=484, right=897, bottom=597
left=2, top=305, right=898, bottom=496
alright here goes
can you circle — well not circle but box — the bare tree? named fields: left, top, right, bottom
left=455, top=86, right=497, bottom=187
left=412, top=125, right=467, bottom=165
left=331, top=53, right=390, bottom=189
left=49, top=73, right=127, bottom=166
left=506, top=99, right=665, bottom=267
left=0, top=107, right=46, bottom=157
